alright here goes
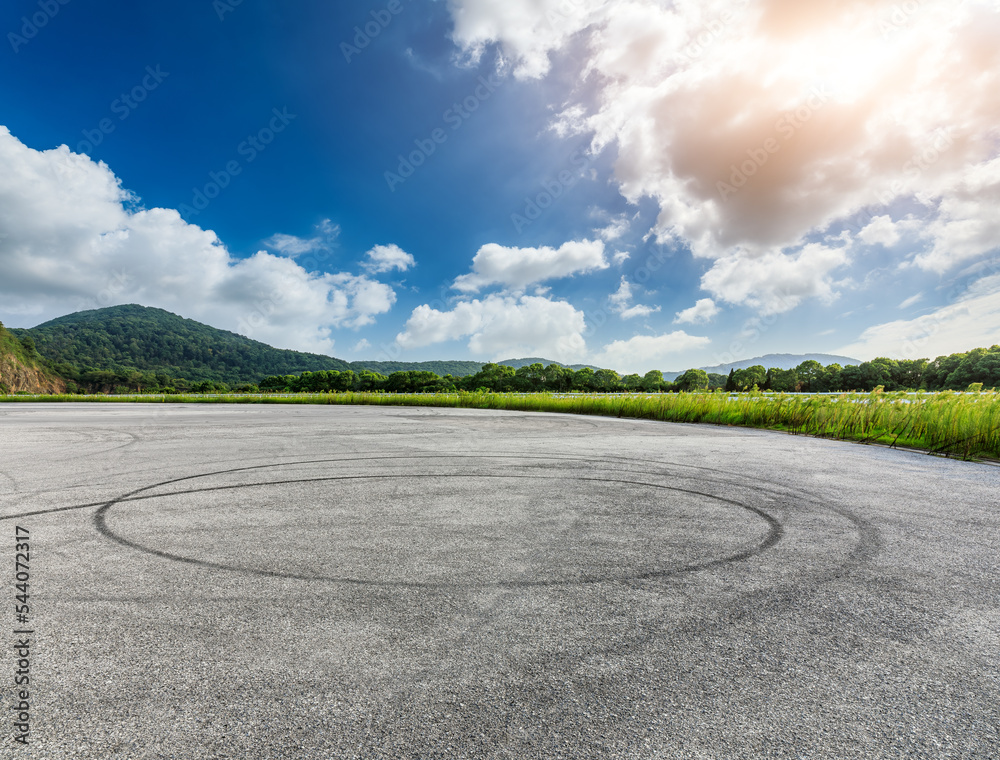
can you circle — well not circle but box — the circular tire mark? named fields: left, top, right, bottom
left=93, top=456, right=785, bottom=588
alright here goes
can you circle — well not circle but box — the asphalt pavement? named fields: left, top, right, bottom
left=0, top=403, right=997, bottom=759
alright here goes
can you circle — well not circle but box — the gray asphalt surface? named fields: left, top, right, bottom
left=0, top=403, right=998, bottom=759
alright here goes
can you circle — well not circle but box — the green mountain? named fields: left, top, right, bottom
left=14, top=304, right=351, bottom=386
left=0, top=321, right=66, bottom=394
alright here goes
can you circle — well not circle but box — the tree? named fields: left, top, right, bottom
left=860, top=357, right=898, bottom=391
left=675, top=368, right=709, bottom=391
left=794, top=360, right=823, bottom=392
left=892, top=359, right=928, bottom=390
left=543, top=364, right=575, bottom=392
left=766, top=367, right=798, bottom=392
left=642, top=370, right=666, bottom=392
left=514, top=363, right=546, bottom=392
left=572, top=367, right=595, bottom=391
left=839, top=363, right=866, bottom=391
left=707, top=372, right=728, bottom=390
left=592, top=368, right=622, bottom=391
left=621, top=373, right=643, bottom=391
left=467, top=363, right=516, bottom=392
left=355, top=370, right=387, bottom=391
left=731, top=365, right=766, bottom=391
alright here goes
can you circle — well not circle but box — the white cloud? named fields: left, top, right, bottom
left=898, top=292, right=923, bottom=309
left=594, top=332, right=711, bottom=374
left=608, top=276, right=660, bottom=320
left=674, top=298, right=720, bottom=325
left=396, top=293, right=588, bottom=361
left=447, top=0, right=608, bottom=79
left=838, top=273, right=1000, bottom=360
left=352, top=338, right=372, bottom=353
left=612, top=250, right=630, bottom=265
left=858, top=215, right=902, bottom=248
left=0, top=127, right=395, bottom=354
left=264, top=219, right=339, bottom=257
left=447, top=0, right=1000, bottom=312
left=595, top=214, right=630, bottom=242
left=618, top=304, right=660, bottom=320
left=363, top=243, right=416, bottom=273
left=701, top=243, right=849, bottom=315
left=453, top=239, right=607, bottom=293
left=911, top=155, right=1000, bottom=273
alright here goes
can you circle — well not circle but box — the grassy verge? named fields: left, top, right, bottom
left=4, top=390, right=1000, bottom=461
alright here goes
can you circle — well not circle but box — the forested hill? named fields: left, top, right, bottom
left=13, top=305, right=351, bottom=386
left=0, top=321, right=66, bottom=394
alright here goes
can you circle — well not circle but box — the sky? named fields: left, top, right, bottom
left=1, top=0, right=999, bottom=374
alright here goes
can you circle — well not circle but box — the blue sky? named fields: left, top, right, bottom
left=2, top=0, right=998, bottom=374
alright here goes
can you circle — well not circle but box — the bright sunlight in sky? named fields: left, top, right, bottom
left=1, top=0, right=998, bottom=372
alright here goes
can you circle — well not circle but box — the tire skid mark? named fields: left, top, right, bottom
left=93, top=466, right=784, bottom=588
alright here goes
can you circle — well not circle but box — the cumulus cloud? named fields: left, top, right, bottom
left=608, top=276, right=660, bottom=319
left=452, top=239, right=607, bottom=292
left=858, top=216, right=902, bottom=248
left=363, top=243, right=416, bottom=273
left=838, top=273, right=1000, bottom=360
left=911, top=155, right=1000, bottom=273
left=447, top=0, right=1000, bottom=311
left=700, top=242, right=849, bottom=315
left=396, top=293, right=588, bottom=361
left=0, top=127, right=396, bottom=354
left=594, top=331, right=711, bottom=374
left=447, top=0, right=608, bottom=79
left=674, top=298, right=720, bottom=325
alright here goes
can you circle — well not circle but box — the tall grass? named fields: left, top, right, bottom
left=4, top=390, right=999, bottom=460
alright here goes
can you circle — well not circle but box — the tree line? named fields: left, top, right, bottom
left=13, top=334, right=999, bottom=395
left=263, top=347, right=1000, bottom=394
left=724, top=347, right=1000, bottom=392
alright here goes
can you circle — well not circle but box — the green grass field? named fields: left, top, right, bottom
left=4, top=390, right=999, bottom=461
